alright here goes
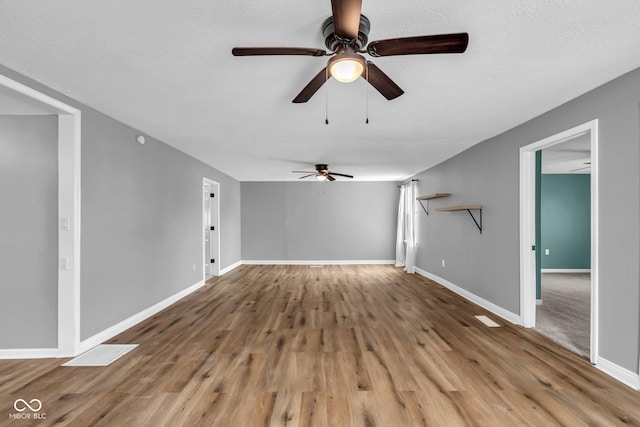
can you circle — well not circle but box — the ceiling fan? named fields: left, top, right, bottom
left=571, top=162, right=591, bottom=172
left=292, top=164, right=354, bottom=181
left=232, top=0, right=469, bottom=103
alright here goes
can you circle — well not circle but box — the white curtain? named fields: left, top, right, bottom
left=395, top=181, right=417, bottom=273
left=395, top=186, right=406, bottom=267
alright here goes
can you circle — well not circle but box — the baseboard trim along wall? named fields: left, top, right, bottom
left=596, top=356, right=640, bottom=391
left=414, top=267, right=521, bottom=325
left=78, top=279, right=207, bottom=354
left=220, top=260, right=242, bottom=275
left=0, top=348, right=59, bottom=359
left=242, top=260, right=395, bottom=265
left=541, top=269, right=591, bottom=273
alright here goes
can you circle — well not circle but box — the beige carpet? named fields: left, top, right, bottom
left=535, top=273, right=590, bottom=359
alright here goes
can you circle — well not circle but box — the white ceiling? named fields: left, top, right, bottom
left=1, top=1, right=639, bottom=181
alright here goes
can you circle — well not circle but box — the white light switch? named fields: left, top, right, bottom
left=545, top=249, right=550, bottom=255
left=59, top=217, right=70, bottom=231
left=59, top=257, right=69, bottom=271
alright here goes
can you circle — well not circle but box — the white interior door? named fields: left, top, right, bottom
left=203, top=180, right=220, bottom=277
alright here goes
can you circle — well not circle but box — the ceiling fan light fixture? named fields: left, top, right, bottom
left=328, top=53, right=365, bottom=83
left=316, top=174, right=328, bottom=181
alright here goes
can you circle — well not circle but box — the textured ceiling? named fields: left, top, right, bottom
left=1, top=1, right=640, bottom=181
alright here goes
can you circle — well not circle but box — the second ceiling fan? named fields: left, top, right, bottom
left=232, top=0, right=469, bottom=103
left=293, top=164, right=353, bottom=181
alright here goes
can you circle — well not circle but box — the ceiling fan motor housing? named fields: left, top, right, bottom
left=322, top=15, right=371, bottom=51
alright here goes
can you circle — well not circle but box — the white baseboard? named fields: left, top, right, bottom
left=414, top=267, right=521, bottom=325
left=220, top=260, right=242, bottom=275
left=78, top=279, right=206, bottom=354
left=595, top=356, right=640, bottom=390
left=242, top=260, right=394, bottom=265
left=0, top=348, right=59, bottom=359
left=541, top=269, right=591, bottom=273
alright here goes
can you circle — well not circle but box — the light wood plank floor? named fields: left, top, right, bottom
left=1, top=265, right=639, bottom=426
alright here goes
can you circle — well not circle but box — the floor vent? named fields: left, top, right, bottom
left=475, top=315, right=500, bottom=327
left=62, top=344, right=138, bottom=367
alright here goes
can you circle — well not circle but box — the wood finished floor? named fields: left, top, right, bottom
left=1, top=265, right=639, bottom=426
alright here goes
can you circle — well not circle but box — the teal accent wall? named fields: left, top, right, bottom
left=535, top=151, right=542, bottom=299
left=540, top=174, right=591, bottom=269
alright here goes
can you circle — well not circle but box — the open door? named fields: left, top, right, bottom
left=203, top=179, right=220, bottom=278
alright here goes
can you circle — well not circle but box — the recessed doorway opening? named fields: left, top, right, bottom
left=519, top=119, right=599, bottom=364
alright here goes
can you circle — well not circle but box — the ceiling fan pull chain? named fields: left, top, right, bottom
left=365, top=62, right=369, bottom=124
left=325, top=67, right=330, bottom=125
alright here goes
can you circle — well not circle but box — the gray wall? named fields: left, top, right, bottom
left=0, top=115, right=58, bottom=348
left=242, top=181, right=398, bottom=261
left=81, top=112, right=241, bottom=340
left=0, top=64, right=242, bottom=343
left=412, top=67, right=640, bottom=373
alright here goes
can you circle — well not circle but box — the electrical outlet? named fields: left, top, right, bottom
left=59, top=257, right=69, bottom=271
left=545, top=249, right=550, bottom=255
left=442, top=259, right=446, bottom=267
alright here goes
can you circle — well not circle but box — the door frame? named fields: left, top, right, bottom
left=0, top=74, right=82, bottom=358
left=519, top=119, right=599, bottom=363
left=202, top=178, right=220, bottom=278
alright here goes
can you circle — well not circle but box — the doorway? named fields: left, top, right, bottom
left=519, top=119, right=599, bottom=364
left=0, top=74, right=81, bottom=358
left=535, top=137, right=592, bottom=359
left=203, top=178, right=220, bottom=279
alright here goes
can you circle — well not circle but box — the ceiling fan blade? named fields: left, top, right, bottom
left=293, top=67, right=328, bottom=103
left=331, top=0, right=363, bottom=39
left=298, top=174, right=316, bottom=179
left=328, top=172, right=353, bottom=178
left=367, top=33, right=469, bottom=57
left=365, top=62, right=404, bottom=100
left=292, top=170, right=317, bottom=174
left=232, top=47, right=328, bottom=57
left=327, top=174, right=336, bottom=181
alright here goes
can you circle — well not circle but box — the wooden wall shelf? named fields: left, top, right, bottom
left=416, top=193, right=450, bottom=215
left=436, top=205, right=483, bottom=234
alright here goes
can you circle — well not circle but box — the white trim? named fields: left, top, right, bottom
left=415, top=267, right=521, bottom=325
left=57, top=113, right=82, bottom=357
left=589, top=119, right=600, bottom=366
left=220, top=260, right=242, bottom=275
left=78, top=279, right=206, bottom=354
left=519, top=119, right=599, bottom=365
left=519, top=143, right=537, bottom=328
left=0, top=73, right=82, bottom=358
left=0, top=74, right=80, bottom=115
left=202, top=178, right=220, bottom=278
left=541, top=269, right=591, bottom=273
left=596, top=356, right=640, bottom=391
left=0, top=348, right=59, bottom=359
left=242, top=260, right=395, bottom=265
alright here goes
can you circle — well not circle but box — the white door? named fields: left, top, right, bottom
left=204, top=181, right=220, bottom=277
